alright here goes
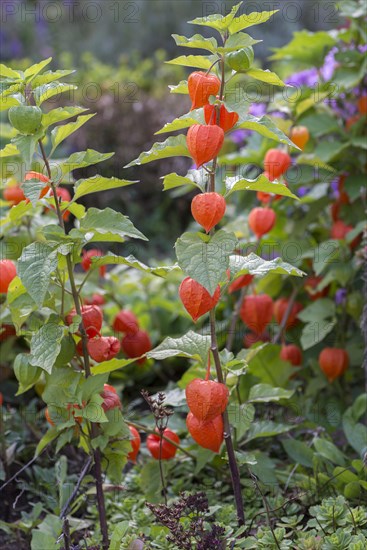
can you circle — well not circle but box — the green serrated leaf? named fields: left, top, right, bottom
left=172, top=34, right=218, bottom=53
left=22, top=179, right=47, bottom=206
left=147, top=330, right=211, bottom=365
left=11, top=133, right=41, bottom=167
left=0, top=123, right=17, bottom=139
left=35, top=428, right=59, bottom=457
left=32, top=69, right=76, bottom=88
left=155, top=109, right=204, bottom=135
left=189, top=2, right=242, bottom=32
left=234, top=114, right=299, bottom=148
left=218, top=32, right=261, bottom=53
left=73, top=175, right=136, bottom=200
left=176, top=230, right=237, bottom=294
left=166, top=55, right=214, bottom=70
left=0, top=94, right=23, bottom=111
left=300, top=320, right=336, bottom=350
left=42, top=106, right=89, bottom=128
left=229, top=253, right=305, bottom=278
left=0, top=143, right=19, bottom=157
left=246, top=68, right=286, bottom=87
left=24, top=58, right=52, bottom=81
left=169, top=80, right=189, bottom=94
left=33, top=82, right=77, bottom=106
left=57, top=149, right=114, bottom=177
left=162, top=171, right=205, bottom=192
left=29, top=322, right=64, bottom=374
left=228, top=10, right=278, bottom=34
left=125, top=135, right=190, bottom=168
left=0, top=63, right=22, bottom=79
left=78, top=207, right=148, bottom=242
left=51, top=114, right=95, bottom=152
left=248, top=384, right=294, bottom=403
left=91, top=358, right=138, bottom=375
left=296, top=154, right=336, bottom=172
left=225, top=173, right=298, bottom=199
left=297, top=298, right=335, bottom=323
left=92, top=253, right=178, bottom=278
left=18, top=242, right=58, bottom=306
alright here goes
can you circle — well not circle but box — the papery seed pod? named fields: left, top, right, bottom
left=319, top=348, right=349, bottom=382
left=188, top=71, right=221, bottom=110
left=187, top=124, right=224, bottom=168
left=273, top=298, right=303, bottom=329
left=146, top=428, right=180, bottom=460
left=179, top=277, right=220, bottom=322
left=191, top=192, right=226, bottom=233
left=3, top=185, right=26, bottom=205
left=121, top=329, right=152, bottom=365
left=127, top=426, right=141, bottom=463
left=113, top=310, right=140, bottom=334
left=87, top=336, right=120, bottom=362
left=186, top=412, right=223, bottom=453
left=0, top=260, right=17, bottom=293
left=81, top=249, right=106, bottom=277
left=101, top=384, right=122, bottom=411
left=240, top=294, right=274, bottom=335
left=204, top=104, right=239, bottom=132
left=66, top=305, right=103, bottom=338
left=185, top=379, right=229, bottom=421
left=264, top=149, right=291, bottom=180
left=280, top=344, right=303, bottom=366
left=248, top=207, right=276, bottom=238
left=290, top=126, right=310, bottom=150
left=228, top=274, right=254, bottom=293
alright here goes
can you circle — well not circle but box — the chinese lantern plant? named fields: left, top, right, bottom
left=0, top=58, right=170, bottom=550
left=127, top=2, right=305, bottom=528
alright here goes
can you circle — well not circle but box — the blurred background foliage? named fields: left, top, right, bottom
left=1, top=0, right=342, bottom=256
left=3, top=0, right=339, bottom=62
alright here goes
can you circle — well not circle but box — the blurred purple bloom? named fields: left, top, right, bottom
left=261, top=251, right=280, bottom=261
left=285, top=68, right=318, bottom=87
left=330, top=178, right=339, bottom=199
left=230, top=129, right=249, bottom=144
left=269, top=110, right=286, bottom=119
left=325, top=96, right=357, bottom=118
left=358, top=44, right=367, bottom=53
left=297, top=186, right=310, bottom=198
left=335, top=288, right=347, bottom=305
left=320, top=47, right=338, bottom=81
left=249, top=103, right=267, bottom=117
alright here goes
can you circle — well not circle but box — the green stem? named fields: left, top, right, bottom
left=204, top=53, right=245, bottom=527
left=38, top=139, right=109, bottom=550
left=210, top=310, right=245, bottom=526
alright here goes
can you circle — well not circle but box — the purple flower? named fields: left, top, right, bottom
left=285, top=68, right=318, bottom=88
left=298, top=186, right=310, bottom=198
left=230, top=129, right=249, bottom=144
left=249, top=103, right=267, bottom=117
left=269, top=110, right=287, bottom=119
left=330, top=178, right=339, bottom=199
left=320, top=47, right=339, bottom=81
left=335, top=288, right=347, bottom=305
